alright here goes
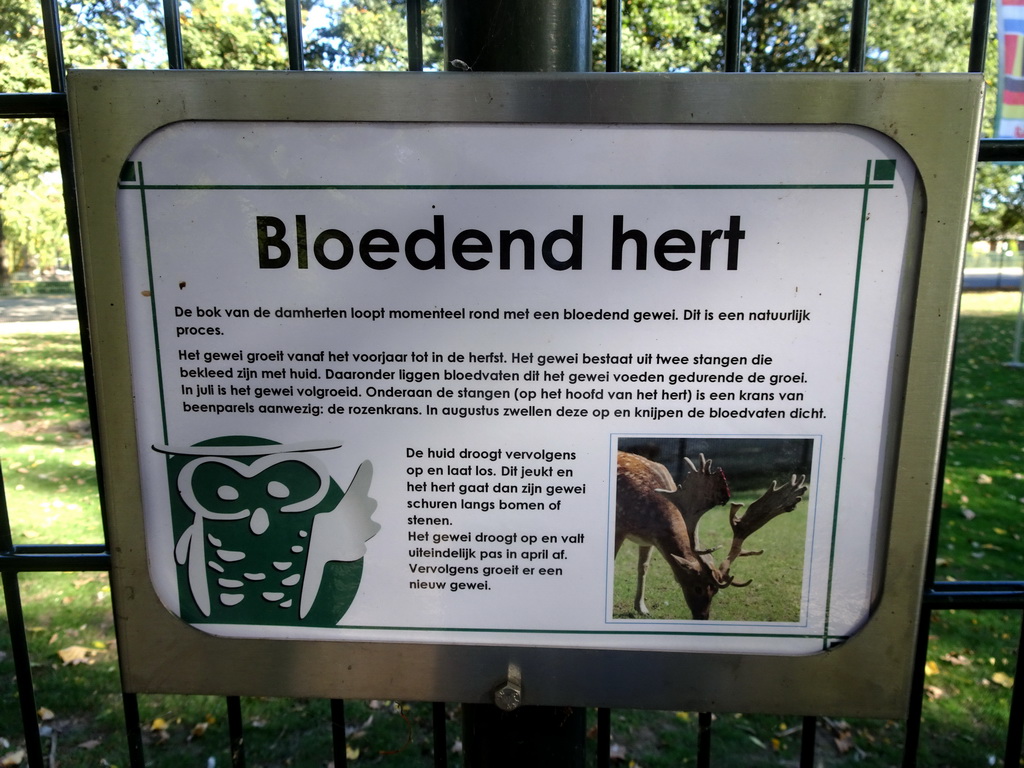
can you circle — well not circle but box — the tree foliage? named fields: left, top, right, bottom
left=0, top=0, right=1017, bottom=283
left=178, top=0, right=290, bottom=69
left=0, top=0, right=144, bottom=280
left=308, top=0, right=443, bottom=71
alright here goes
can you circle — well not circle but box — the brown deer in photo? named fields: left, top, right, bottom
left=614, top=450, right=807, bottom=620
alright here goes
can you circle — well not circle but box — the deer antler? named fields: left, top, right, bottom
left=715, top=474, right=808, bottom=588
left=657, top=453, right=731, bottom=553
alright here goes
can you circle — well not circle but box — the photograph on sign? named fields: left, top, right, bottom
left=611, top=436, right=815, bottom=623
left=113, top=120, right=911, bottom=656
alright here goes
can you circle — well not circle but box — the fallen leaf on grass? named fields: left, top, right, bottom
left=941, top=652, right=972, bottom=666
left=977, top=474, right=994, bottom=485
left=345, top=744, right=360, bottom=760
left=609, top=742, right=628, bottom=760
left=37, top=707, right=55, bottom=721
left=924, top=685, right=945, bottom=700
left=991, top=672, right=1014, bottom=688
left=58, top=645, right=96, bottom=665
left=77, top=740, right=102, bottom=750
left=834, top=730, right=855, bottom=754
left=148, top=718, right=170, bottom=746
left=824, top=718, right=855, bottom=755
left=189, top=722, right=208, bottom=740
left=924, top=660, right=940, bottom=676
left=1, top=748, right=26, bottom=766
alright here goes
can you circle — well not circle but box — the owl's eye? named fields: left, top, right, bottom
left=267, top=480, right=290, bottom=499
left=217, top=485, right=240, bottom=501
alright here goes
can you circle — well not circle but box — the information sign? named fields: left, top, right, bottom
left=120, top=121, right=905, bottom=654
left=70, top=72, right=983, bottom=714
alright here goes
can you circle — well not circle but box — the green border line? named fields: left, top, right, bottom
left=135, top=162, right=170, bottom=444
left=120, top=182, right=895, bottom=192
left=820, top=159, right=877, bottom=650
left=124, top=163, right=890, bottom=644
left=204, top=624, right=837, bottom=639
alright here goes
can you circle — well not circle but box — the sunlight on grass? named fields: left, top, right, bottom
left=1, top=291, right=1023, bottom=766
left=0, top=332, right=103, bottom=545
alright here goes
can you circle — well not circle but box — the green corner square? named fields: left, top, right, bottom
left=873, top=159, right=896, bottom=182
left=119, top=161, right=137, bottom=183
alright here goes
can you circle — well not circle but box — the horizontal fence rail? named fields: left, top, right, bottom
left=2, top=0, right=1023, bottom=766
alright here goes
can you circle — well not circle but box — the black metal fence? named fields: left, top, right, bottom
left=2, top=0, right=1024, bottom=766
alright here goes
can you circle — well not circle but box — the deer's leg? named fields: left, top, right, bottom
left=634, top=545, right=654, bottom=615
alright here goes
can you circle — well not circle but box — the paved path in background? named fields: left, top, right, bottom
left=0, top=295, right=81, bottom=334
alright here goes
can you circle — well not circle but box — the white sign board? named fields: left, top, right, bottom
left=71, top=72, right=983, bottom=713
left=117, top=121, right=910, bottom=655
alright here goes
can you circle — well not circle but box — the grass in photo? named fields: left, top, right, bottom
left=612, top=436, right=813, bottom=622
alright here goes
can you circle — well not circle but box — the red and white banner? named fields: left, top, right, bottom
left=998, top=0, right=1024, bottom=137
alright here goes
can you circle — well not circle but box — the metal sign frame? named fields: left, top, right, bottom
left=69, top=70, right=982, bottom=715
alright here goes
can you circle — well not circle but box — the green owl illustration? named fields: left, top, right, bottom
left=159, top=438, right=378, bottom=628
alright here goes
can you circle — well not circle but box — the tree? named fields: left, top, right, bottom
left=0, top=0, right=141, bottom=283
left=1, top=0, right=1014, bottom=284
left=177, top=0, right=290, bottom=69
left=307, top=0, right=443, bottom=71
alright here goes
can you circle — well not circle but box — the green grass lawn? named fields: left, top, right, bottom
left=613, top=488, right=808, bottom=623
left=2, top=290, right=1024, bottom=766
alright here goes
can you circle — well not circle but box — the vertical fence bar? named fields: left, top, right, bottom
left=723, top=0, right=742, bottom=72
left=1, top=462, right=44, bottom=768
left=605, top=0, right=621, bottom=72
left=902, top=513, right=941, bottom=759
left=1, top=471, right=42, bottom=768
left=1002, top=611, right=1024, bottom=767
left=848, top=0, right=868, bottom=72
left=444, top=4, right=590, bottom=759
left=4, top=2, right=1022, bottom=767
left=461, top=706, right=586, bottom=767
left=330, top=699, right=348, bottom=768
left=799, top=716, right=817, bottom=767
left=432, top=702, right=448, bottom=767
left=697, top=712, right=712, bottom=768
left=39, top=0, right=66, bottom=92
left=39, top=0, right=116, bottom=577
left=968, top=0, right=993, bottom=73
left=444, top=0, right=591, bottom=72
left=121, top=693, right=146, bottom=768
left=163, top=0, right=185, bottom=69
left=1, top=571, right=44, bottom=768
left=227, top=696, right=246, bottom=768
left=285, top=0, right=305, bottom=70
left=904, top=429, right=955, bottom=760
left=407, top=0, right=424, bottom=71
left=596, top=707, right=611, bottom=768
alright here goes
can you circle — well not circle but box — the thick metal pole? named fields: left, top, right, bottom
left=444, top=0, right=591, bottom=763
left=443, top=0, right=591, bottom=72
